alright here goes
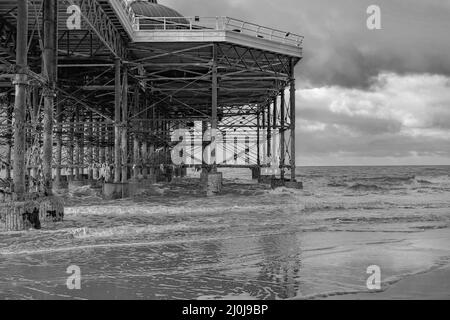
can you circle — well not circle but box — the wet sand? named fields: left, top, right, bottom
left=326, top=266, right=450, bottom=300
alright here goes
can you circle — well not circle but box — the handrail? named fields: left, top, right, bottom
left=116, top=1, right=303, bottom=48
left=119, top=0, right=138, bottom=30
left=133, top=16, right=304, bottom=47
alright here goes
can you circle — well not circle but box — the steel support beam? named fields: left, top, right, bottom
left=267, top=103, right=271, bottom=159
left=87, top=112, right=94, bottom=180
left=65, top=0, right=126, bottom=59
left=289, top=59, right=296, bottom=181
left=12, top=0, right=28, bottom=199
left=211, top=44, right=218, bottom=173
left=42, top=0, right=57, bottom=194
left=55, top=98, right=63, bottom=188
left=256, top=110, right=260, bottom=167
left=133, top=84, right=140, bottom=180
left=280, top=90, right=286, bottom=180
left=121, top=65, right=128, bottom=183
left=114, top=58, right=121, bottom=183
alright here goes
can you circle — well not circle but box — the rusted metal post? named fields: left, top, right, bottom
left=289, top=59, right=296, bottom=181
left=121, top=65, right=128, bottom=183
left=94, top=119, right=100, bottom=180
left=55, top=99, right=63, bottom=188
left=54, top=1, right=62, bottom=188
left=273, top=96, right=277, bottom=131
left=267, top=103, right=271, bottom=160
left=12, top=0, right=28, bottom=199
left=100, top=119, right=106, bottom=165
left=80, top=115, right=85, bottom=178
left=31, top=87, right=39, bottom=181
left=114, top=58, right=121, bottom=183
left=6, top=99, right=13, bottom=180
left=68, top=113, right=75, bottom=181
left=280, top=90, right=286, bottom=180
left=261, top=105, right=266, bottom=163
left=43, top=0, right=57, bottom=194
left=206, top=44, right=223, bottom=196
left=75, top=108, right=81, bottom=180
left=141, top=94, right=148, bottom=179
left=133, top=84, right=140, bottom=179
left=201, top=121, right=209, bottom=178
left=256, top=110, right=260, bottom=167
left=211, top=44, right=218, bottom=173
left=100, top=106, right=106, bottom=169
left=87, top=112, right=94, bottom=180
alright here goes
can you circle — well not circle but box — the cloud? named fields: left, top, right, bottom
left=296, top=73, right=450, bottom=163
left=164, top=0, right=450, bottom=88
left=160, top=0, right=450, bottom=165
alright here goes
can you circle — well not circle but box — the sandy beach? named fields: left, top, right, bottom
left=327, top=266, right=450, bottom=300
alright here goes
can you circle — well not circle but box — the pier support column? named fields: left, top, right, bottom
left=68, top=113, right=74, bottom=181
left=148, top=144, right=155, bottom=182
left=267, top=103, right=271, bottom=161
left=100, top=120, right=106, bottom=165
left=5, top=0, right=44, bottom=231
left=133, top=84, right=140, bottom=180
left=12, top=0, right=28, bottom=200
left=256, top=110, right=260, bottom=168
left=289, top=59, right=296, bottom=182
left=253, top=109, right=261, bottom=181
left=79, top=115, right=85, bottom=179
left=280, top=90, right=286, bottom=180
left=114, top=58, right=121, bottom=183
left=87, top=112, right=94, bottom=181
left=133, top=138, right=140, bottom=180
left=94, top=120, right=100, bottom=180
left=206, top=44, right=222, bottom=195
left=121, top=65, right=128, bottom=183
left=141, top=141, right=148, bottom=179
left=6, top=100, right=13, bottom=181
left=99, top=123, right=106, bottom=181
left=55, top=99, right=63, bottom=189
left=67, top=116, right=75, bottom=182
left=30, top=88, right=39, bottom=183
left=200, top=121, right=209, bottom=184
left=74, top=110, right=80, bottom=180
left=75, top=108, right=83, bottom=181
left=42, top=0, right=57, bottom=195
left=211, top=44, right=218, bottom=174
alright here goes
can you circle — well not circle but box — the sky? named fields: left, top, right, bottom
left=163, top=0, right=450, bottom=166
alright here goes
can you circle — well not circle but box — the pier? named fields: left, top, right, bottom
left=0, top=0, right=303, bottom=230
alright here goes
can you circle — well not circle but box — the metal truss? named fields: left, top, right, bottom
left=63, top=0, right=127, bottom=59
left=0, top=0, right=301, bottom=192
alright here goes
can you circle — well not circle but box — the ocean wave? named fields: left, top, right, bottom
left=329, top=174, right=450, bottom=193
left=327, top=182, right=348, bottom=188
left=415, top=175, right=450, bottom=185
left=302, top=200, right=389, bottom=212
left=348, top=184, right=386, bottom=192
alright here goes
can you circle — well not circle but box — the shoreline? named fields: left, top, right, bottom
left=324, top=265, right=450, bottom=300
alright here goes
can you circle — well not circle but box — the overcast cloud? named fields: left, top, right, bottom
left=164, top=0, right=450, bottom=165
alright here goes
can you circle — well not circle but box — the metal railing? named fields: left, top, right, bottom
left=132, top=16, right=304, bottom=47
left=118, top=0, right=139, bottom=28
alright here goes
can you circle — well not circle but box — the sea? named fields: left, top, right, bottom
left=0, top=165, right=449, bottom=299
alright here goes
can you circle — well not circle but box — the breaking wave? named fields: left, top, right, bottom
left=348, top=184, right=386, bottom=192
